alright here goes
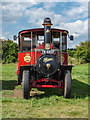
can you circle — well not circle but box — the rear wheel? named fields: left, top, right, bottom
left=23, top=70, right=30, bottom=99
left=62, top=70, right=72, bottom=98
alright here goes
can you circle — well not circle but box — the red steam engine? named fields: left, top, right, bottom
left=13, top=17, right=73, bottom=99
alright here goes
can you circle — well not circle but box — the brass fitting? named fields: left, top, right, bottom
left=46, top=63, right=50, bottom=70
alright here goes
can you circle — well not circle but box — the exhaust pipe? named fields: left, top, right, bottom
left=42, top=17, right=53, bottom=50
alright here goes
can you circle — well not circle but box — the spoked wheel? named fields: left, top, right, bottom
left=23, top=70, right=31, bottom=99
left=61, top=70, right=72, bottom=98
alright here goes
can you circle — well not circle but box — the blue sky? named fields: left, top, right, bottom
left=1, top=1, right=88, bottom=48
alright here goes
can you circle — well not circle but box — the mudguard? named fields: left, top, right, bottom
left=61, top=64, right=73, bottom=72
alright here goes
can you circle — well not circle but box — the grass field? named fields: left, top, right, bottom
left=2, top=63, right=89, bottom=118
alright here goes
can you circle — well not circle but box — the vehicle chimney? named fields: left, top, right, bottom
left=42, top=17, right=53, bottom=50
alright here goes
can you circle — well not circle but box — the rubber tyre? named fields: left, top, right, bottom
left=17, top=75, right=21, bottom=85
left=64, top=70, right=72, bottom=98
left=23, top=70, right=30, bottom=99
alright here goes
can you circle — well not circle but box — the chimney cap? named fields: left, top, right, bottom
left=42, top=17, right=53, bottom=25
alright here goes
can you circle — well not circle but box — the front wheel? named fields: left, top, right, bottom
left=17, top=74, right=21, bottom=85
left=62, top=70, right=72, bottom=98
left=23, top=70, right=30, bottom=99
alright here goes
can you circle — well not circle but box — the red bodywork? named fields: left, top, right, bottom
left=17, top=28, right=68, bottom=89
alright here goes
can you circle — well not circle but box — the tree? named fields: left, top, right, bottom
left=2, top=39, right=18, bottom=64
left=67, top=48, right=76, bottom=57
left=75, top=40, right=88, bottom=63
left=68, top=40, right=88, bottom=64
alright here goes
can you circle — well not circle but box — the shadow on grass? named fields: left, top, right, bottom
left=2, top=79, right=89, bottom=99
left=71, top=79, right=89, bottom=98
left=32, top=79, right=89, bottom=99
left=2, top=80, right=17, bottom=90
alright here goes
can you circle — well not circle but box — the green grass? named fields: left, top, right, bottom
left=2, top=63, right=89, bottom=118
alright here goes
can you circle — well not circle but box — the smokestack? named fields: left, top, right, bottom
left=42, top=17, right=53, bottom=50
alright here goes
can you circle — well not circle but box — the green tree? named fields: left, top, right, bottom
left=75, top=40, right=88, bottom=63
left=67, top=49, right=76, bottom=57
left=2, top=39, right=18, bottom=64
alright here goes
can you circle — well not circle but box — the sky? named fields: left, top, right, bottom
left=0, top=1, right=88, bottom=48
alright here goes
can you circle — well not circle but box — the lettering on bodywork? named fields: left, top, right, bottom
left=43, top=58, right=54, bottom=63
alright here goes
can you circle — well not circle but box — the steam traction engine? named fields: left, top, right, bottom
left=14, top=18, right=73, bottom=99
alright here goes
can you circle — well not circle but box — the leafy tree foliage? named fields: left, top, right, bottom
left=2, top=39, right=18, bottom=64
left=67, top=48, right=76, bottom=57
left=68, top=40, right=88, bottom=64
left=75, top=40, right=88, bottom=63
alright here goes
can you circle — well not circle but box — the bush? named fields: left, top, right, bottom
left=2, top=40, right=18, bottom=64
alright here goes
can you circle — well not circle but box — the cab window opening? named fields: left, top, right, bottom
left=52, top=32, right=67, bottom=52
left=20, top=31, right=67, bottom=52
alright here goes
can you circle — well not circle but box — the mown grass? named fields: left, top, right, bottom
left=2, top=63, right=89, bottom=118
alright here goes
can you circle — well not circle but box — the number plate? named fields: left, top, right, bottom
left=41, top=50, right=56, bottom=54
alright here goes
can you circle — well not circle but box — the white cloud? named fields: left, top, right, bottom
left=53, top=15, right=66, bottom=26
left=0, top=36, right=7, bottom=41
left=5, top=32, right=10, bottom=35
left=2, top=2, right=39, bottom=23
left=23, top=2, right=88, bottom=29
left=25, top=3, right=66, bottom=27
left=1, top=0, right=90, bottom=2
left=0, top=3, right=2, bottom=38
left=26, top=7, right=54, bottom=27
left=64, top=19, right=88, bottom=48
left=43, top=2, right=56, bottom=9
left=0, top=14, right=2, bottom=23
left=0, top=2, right=2, bottom=23
left=60, top=19, right=88, bottom=37
left=2, top=3, right=23, bottom=22
left=63, top=2, right=88, bottom=20
left=2, top=0, right=42, bottom=2
left=2, top=2, right=88, bottom=24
